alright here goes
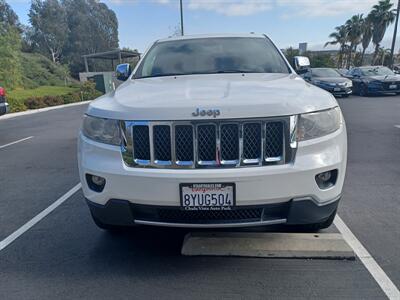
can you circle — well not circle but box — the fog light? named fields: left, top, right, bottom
left=86, top=174, right=106, bottom=192
left=315, top=169, right=338, bottom=189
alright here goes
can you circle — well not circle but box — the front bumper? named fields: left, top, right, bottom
left=318, top=85, right=352, bottom=96
left=78, top=121, right=347, bottom=227
left=86, top=195, right=340, bottom=228
left=367, top=83, right=400, bottom=95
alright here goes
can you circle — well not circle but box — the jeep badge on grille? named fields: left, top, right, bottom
left=192, top=108, right=221, bottom=118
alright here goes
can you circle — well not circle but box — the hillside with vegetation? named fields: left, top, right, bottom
left=0, top=0, right=118, bottom=112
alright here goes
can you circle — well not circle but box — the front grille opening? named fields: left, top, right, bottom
left=132, top=125, right=150, bottom=160
left=220, top=124, right=239, bottom=161
left=243, top=123, right=262, bottom=160
left=153, top=125, right=171, bottom=161
left=175, top=125, right=194, bottom=162
left=265, top=122, right=284, bottom=159
left=197, top=125, right=216, bottom=162
left=157, top=208, right=263, bottom=223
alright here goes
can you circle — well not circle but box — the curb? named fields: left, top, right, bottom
left=0, top=101, right=91, bottom=120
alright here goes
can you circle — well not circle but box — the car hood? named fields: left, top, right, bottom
left=87, top=73, right=338, bottom=121
left=313, top=77, right=350, bottom=84
left=365, top=75, right=400, bottom=82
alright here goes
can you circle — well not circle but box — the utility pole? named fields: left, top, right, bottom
left=180, top=0, right=184, bottom=36
left=389, top=0, right=400, bottom=68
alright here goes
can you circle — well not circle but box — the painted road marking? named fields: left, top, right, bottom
left=0, top=183, right=81, bottom=252
left=394, top=125, right=400, bottom=129
left=0, top=136, right=34, bottom=150
left=334, top=215, right=400, bottom=300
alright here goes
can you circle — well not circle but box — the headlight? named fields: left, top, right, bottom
left=346, top=81, right=352, bottom=87
left=82, top=115, right=121, bottom=145
left=297, top=107, right=341, bottom=141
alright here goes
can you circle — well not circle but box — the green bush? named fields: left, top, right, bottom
left=7, top=81, right=103, bottom=112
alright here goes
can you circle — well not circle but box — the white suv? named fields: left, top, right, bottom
left=78, top=34, right=347, bottom=231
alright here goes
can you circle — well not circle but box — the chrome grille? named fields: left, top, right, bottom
left=123, top=118, right=290, bottom=169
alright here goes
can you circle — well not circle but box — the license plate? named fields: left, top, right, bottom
left=334, top=87, right=341, bottom=92
left=180, top=183, right=235, bottom=211
left=389, top=84, right=397, bottom=89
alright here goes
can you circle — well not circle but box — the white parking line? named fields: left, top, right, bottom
left=0, top=183, right=81, bottom=252
left=0, top=136, right=34, bottom=149
left=334, top=215, right=400, bottom=299
left=394, top=125, right=400, bottom=129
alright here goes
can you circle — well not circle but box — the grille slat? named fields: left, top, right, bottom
left=132, top=126, right=150, bottom=161
left=127, top=119, right=287, bottom=168
left=175, top=125, right=194, bottom=162
left=265, top=122, right=284, bottom=160
left=243, top=123, right=262, bottom=162
left=220, top=124, right=239, bottom=162
left=153, top=125, right=171, bottom=162
left=197, top=125, right=217, bottom=163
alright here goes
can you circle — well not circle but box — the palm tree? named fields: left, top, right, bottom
left=325, top=25, right=348, bottom=68
left=360, top=16, right=373, bottom=65
left=377, top=47, right=392, bottom=65
left=345, top=14, right=364, bottom=68
left=369, top=0, right=396, bottom=65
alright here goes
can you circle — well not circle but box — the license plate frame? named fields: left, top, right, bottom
left=389, top=84, right=397, bottom=89
left=180, top=183, right=236, bottom=211
left=333, top=87, right=341, bottom=92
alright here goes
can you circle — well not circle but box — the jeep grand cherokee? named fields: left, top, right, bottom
left=78, top=34, right=347, bottom=231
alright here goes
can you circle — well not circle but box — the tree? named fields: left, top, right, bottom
left=325, top=25, right=348, bottom=68
left=369, top=0, right=396, bottom=65
left=0, top=1, right=22, bottom=89
left=360, top=16, right=373, bottom=65
left=29, top=0, right=68, bottom=63
left=62, top=0, right=119, bottom=77
left=283, top=47, right=300, bottom=68
left=345, top=14, right=364, bottom=68
left=0, top=0, right=20, bottom=29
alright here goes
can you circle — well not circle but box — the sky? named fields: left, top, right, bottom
left=7, top=0, right=399, bottom=53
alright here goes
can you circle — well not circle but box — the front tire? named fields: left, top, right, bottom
left=359, top=83, right=369, bottom=97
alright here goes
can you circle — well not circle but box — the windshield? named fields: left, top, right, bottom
left=312, top=68, right=340, bottom=78
left=134, top=37, right=290, bottom=78
left=361, top=67, right=395, bottom=76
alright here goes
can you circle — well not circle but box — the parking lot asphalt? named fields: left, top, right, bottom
left=0, top=95, right=399, bottom=299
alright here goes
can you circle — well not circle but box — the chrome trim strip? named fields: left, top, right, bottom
left=134, top=218, right=287, bottom=228
left=265, top=156, right=282, bottom=163
left=290, top=115, right=298, bottom=149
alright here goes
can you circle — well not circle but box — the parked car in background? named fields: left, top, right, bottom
left=393, top=64, right=400, bottom=74
left=304, top=68, right=352, bottom=97
left=346, top=66, right=400, bottom=96
left=79, top=34, right=347, bottom=232
left=0, top=87, right=8, bottom=116
left=336, top=68, right=349, bottom=77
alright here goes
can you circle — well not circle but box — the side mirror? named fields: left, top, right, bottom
left=293, top=56, right=310, bottom=74
left=116, top=63, right=132, bottom=81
